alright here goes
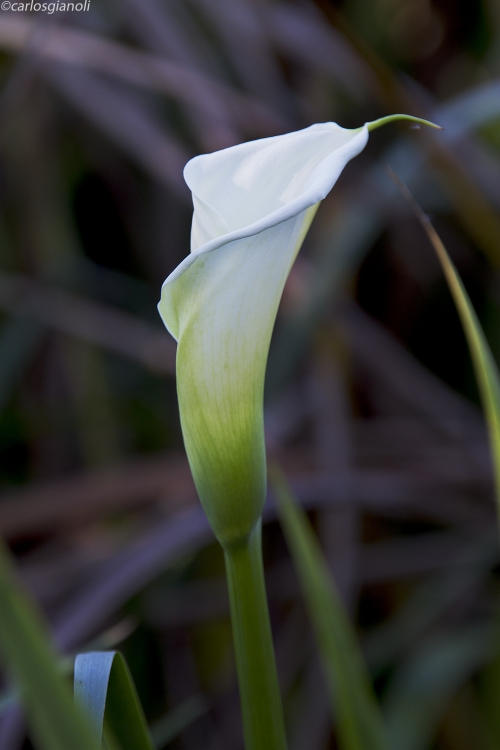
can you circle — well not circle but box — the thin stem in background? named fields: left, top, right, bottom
left=388, top=167, right=500, bottom=529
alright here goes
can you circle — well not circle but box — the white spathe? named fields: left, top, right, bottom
left=158, top=122, right=368, bottom=547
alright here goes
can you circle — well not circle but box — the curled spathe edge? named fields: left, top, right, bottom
left=160, top=124, right=369, bottom=294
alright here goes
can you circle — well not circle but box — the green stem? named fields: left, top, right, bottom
left=224, top=521, right=287, bottom=750
left=366, top=114, right=443, bottom=131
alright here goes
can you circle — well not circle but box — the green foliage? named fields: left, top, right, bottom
left=271, top=466, right=389, bottom=750
left=74, top=651, right=155, bottom=750
left=391, top=172, right=500, bottom=518
left=383, top=625, right=494, bottom=750
left=0, top=542, right=100, bottom=750
left=390, top=173, right=500, bottom=750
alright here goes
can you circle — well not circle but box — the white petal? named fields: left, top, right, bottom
left=163, top=123, right=368, bottom=291
left=158, top=122, right=369, bottom=546
left=185, top=123, right=367, bottom=242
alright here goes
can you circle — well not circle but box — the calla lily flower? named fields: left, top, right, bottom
left=157, top=115, right=440, bottom=750
left=158, top=116, right=437, bottom=548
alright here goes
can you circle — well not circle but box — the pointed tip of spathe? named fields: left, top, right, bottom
left=367, top=114, right=443, bottom=132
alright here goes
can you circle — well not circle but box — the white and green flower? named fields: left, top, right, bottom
left=158, top=116, right=436, bottom=547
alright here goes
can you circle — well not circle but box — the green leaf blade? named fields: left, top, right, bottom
left=0, top=542, right=100, bottom=750
left=433, top=245, right=500, bottom=508
left=270, top=466, right=389, bottom=750
left=74, top=651, right=156, bottom=750
left=390, top=171, right=500, bottom=520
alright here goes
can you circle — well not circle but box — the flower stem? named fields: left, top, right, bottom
left=224, top=521, right=287, bottom=750
left=366, top=114, right=443, bottom=131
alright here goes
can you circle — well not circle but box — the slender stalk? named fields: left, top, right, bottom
left=224, top=520, right=287, bottom=750
left=366, top=114, right=443, bottom=132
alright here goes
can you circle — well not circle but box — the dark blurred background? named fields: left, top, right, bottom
left=0, top=0, right=499, bottom=748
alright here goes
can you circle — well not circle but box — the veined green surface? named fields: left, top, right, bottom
left=0, top=541, right=100, bottom=750
left=163, top=203, right=318, bottom=546
left=74, top=650, right=155, bottom=750
left=271, top=466, right=389, bottom=750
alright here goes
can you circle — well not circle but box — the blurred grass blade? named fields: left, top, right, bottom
left=0, top=269, right=176, bottom=376
left=74, top=651, right=155, bottom=750
left=383, top=624, right=493, bottom=750
left=149, top=695, right=208, bottom=749
left=0, top=318, right=43, bottom=412
left=270, top=465, right=389, bottom=750
left=364, top=540, right=495, bottom=676
left=389, top=169, right=500, bottom=517
left=0, top=541, right=100, bottom=750
left=479, top=625, right=500, bottom=748
left=50, top=67, right=189, bottom=197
